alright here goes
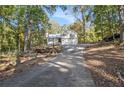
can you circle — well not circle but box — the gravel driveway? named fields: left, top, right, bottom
left=0, top=45, right=94, bottom=87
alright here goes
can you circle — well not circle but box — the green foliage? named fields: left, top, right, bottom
left=0, top=5, right=58, bottom=53
left=93, top=6, right=120, bottom=40
left=70, top=5, right=124, bottom=43
left=47, top=20, right=62, bottom=34
left=1, top=5, right=124, bottom=53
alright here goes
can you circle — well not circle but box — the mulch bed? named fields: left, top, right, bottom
left=84, top=44, right=124, bottom=87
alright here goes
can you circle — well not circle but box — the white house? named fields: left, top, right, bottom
left=47, top=30, right=78, bottom=46
left=47, top=34, right=62, bottom=45
left=61, top=30, right=78, bottom=45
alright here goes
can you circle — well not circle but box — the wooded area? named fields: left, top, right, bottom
left=0, top=5, right=124, bottom=86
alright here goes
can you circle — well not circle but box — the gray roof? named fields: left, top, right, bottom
left=48, top=34, right=62, bottom=38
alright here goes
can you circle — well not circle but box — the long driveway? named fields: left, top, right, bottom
left=0, top=44, right=94, bottom=87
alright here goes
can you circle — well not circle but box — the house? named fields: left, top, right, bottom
left=47, top=34, right=62, bottom=45
left=46, top=30, right=78, bottom=46
left=61, top=30, right=78, bottom=45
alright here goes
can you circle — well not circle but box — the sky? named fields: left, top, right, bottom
left=49, top=7, right=76, bottom=26
left=48, top=6, right=91, bottom=27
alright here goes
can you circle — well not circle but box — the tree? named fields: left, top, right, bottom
left=93, top=6, right=122, bottom=42
left=0, top=5, right=58, bottom=65
left=47, top=20, right=62, bottom=34
left=71, top=5, right=93, bottom=43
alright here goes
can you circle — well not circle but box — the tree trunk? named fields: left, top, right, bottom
left=118, top=6, right=122, bottom=26
left=16, top=32, right=21, bottom=66
left=24, top=26, right=29, bottom=52
left=100, top=16, right=104, bottom=40
left=120, top=24, right=124, bottom=43
left=108, top=11, right=115, bottom=41
left=118, top=6, right=124, bottom=43
left=82, top=15, right=86, bottom=43
left=0, top=28, right=2, bottom=62
left=83, top=23, right=85, bottom=43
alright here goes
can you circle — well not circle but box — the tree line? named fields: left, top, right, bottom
left=0, top=5, right=124, bottom=65
left=68, top=5, right=124, bottom=43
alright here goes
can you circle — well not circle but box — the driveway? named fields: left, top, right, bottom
left=0, top=44, right=95, bottom=87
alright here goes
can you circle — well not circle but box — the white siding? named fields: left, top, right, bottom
left=62, top=30, right=78, bottom=45
left=47, top=30, right=78, bottom=46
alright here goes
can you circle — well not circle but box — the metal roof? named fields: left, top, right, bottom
left=48, top=34, right=62, bottom=38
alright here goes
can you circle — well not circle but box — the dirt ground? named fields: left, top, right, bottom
left=0, top=53, right=55, bottom=80
left=84, top=44, right=124, bottom=87
left=0, top=45, right=94, bottom=87
left=0, top=46, right=61, bottom=79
